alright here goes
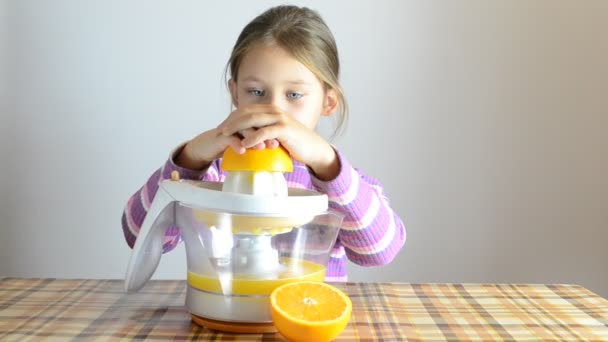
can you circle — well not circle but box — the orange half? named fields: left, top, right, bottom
left=270, top=281, right=352, bottom=342
left=221, top=146, right=293, bottom=172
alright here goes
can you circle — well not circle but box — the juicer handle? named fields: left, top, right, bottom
left=124, top=184, right=175, bottom=292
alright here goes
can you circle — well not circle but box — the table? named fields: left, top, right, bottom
left=1, top=278, right=607, bottom=341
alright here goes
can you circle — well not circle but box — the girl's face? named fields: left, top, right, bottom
left=229, top=44, right=337, bottom=130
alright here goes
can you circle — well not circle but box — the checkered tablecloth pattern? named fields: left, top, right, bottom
left=1, top=278, right=607, bottom=341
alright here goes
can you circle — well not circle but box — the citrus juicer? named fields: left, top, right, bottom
left=124, top=146, right=344, bottom=333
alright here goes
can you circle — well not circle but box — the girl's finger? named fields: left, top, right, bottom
left=225, top=136, right=246, bottom=154
left=219, top=112, right=282, bottom=136
left=252, top=142, right=266, bottom=150
left=240, top=125, right=282, bottom=148
left=238, top=128, right=266, bottom=150
left=239, top=128, right=257, bottom=139
left=265, top=139, right=279, bottom=149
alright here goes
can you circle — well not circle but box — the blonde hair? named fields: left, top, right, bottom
left=225, top=5, right=348, bottom=138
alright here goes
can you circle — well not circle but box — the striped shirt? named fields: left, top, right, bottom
left=122, top=145, right=406, bottom=281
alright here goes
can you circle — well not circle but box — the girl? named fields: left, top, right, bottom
left=122, top=5, right=405, bottom=282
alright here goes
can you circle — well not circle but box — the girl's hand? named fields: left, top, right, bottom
left=174, top=127, right=245, bottom=171
left=217, top=104, right=340, bottom=180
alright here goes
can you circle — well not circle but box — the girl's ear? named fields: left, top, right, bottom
left=228, top=79, right=238, bottom=107
left=321, top=88, right=339, bottom=116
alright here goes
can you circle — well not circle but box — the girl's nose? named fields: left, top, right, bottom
left=260, top=93, right=285, bottom=110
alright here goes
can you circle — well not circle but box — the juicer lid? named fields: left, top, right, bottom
left=125, top=179, right=329, bottom=292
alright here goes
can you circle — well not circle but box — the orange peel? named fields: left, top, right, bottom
left=220, top=146, right=293, bottom=172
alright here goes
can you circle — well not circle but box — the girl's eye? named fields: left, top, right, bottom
left=248, top=89, right=265, bottom=96
left=287, top=92, right=303, bottom=99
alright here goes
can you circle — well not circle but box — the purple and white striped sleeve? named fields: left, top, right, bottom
left=311, top=149, right=406, bottom=267
left=121, top=144, right=219, bottom=253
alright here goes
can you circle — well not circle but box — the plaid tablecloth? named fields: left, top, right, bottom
left=1, top=278, right=607, bottom=341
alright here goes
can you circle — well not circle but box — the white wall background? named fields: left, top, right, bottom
left=2, top=0, right=607, bottom=297
left=1, top=1, right=8, bottom=248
